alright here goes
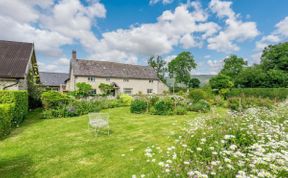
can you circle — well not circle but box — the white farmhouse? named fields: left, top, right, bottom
left=66, top=51, right=168, bottom=95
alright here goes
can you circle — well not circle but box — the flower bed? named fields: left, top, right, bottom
left=141, top=100, right=288, bottom=177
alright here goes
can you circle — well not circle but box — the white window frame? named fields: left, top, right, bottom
left=149, top=80, right=154, bottom=83
left=88, top=76, right=96, bottom=82
left=147, top=89, right=153, bottom=94
left=123, top=79, right=129, bottom=82
left=123, top=88, right=133, bottom=95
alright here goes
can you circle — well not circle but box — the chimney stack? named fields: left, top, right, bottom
left=72, top=50, right=77, bottom=60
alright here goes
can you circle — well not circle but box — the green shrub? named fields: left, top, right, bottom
left=227, top=97, right=274, bottom=111
left=131, top=99, right=148, bottom=114
left=99, top=99, right=123, bottom=109
left=153, top=98, right=174, bottom=115
left=119, top=94, right=133, bottom=106
left=211, top=95, right=227, bottom=107
left=42, top=98, right=124, bottom=119
left=68, top=100, right=101, bottom=116
left=148, top=95, right=159, bottom=107
left=188, top=89, right=207, bottom=103
left=174, top=106, right=187, bottom=115
left=188, top=99, right=211, bottom=113
left=106, top=99, right=122, bottom=108
left=0, top=104, right=14, bottom=138
left=0, top=90, right=28, bottom=126
left=41, top=91, right=72, bottom=109
left=74, top=82, right=93, bottom=98
left=227, top=88, right=288, bottom=100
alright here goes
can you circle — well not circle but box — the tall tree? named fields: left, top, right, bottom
left=209, top=74, right=234, bottom=95
left=260, top=42, right=288, bottom=71
left=220, top=55, right=247, bottom=83
left=236, top=65, right=267, bottom=88
left=148, top=56, right=167, bottom=82
left=168, top=52, right=197, bottom=87
left=188, top=78, right=200, bottom=88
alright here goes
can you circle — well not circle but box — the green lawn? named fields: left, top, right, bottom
left=0, top=107, right=226, bottom=178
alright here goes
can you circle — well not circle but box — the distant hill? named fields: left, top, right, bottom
left=165, top=74, right=215, bottom=87
left=191, top=75, right=215, bottom=86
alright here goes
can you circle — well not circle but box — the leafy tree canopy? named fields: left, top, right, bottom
left=266, top=69, right=288, bottom=87
left=236, top=65, right=267, bottom=88
left=168, top=51, right=197, bottom=87
left=260, top=42, right=288, bottom=71
left=99, top=83, right=114, bottom=96
left=220, top=55, right=247, bottom=81
left=75, top=82, right=93, bottom=97
left=188, top=78, right=200, bottom=88
left=209, top=74, right=234, bottom=95
left=148, top=55, right=167, bottom=82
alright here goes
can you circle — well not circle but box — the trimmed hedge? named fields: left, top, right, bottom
left=0, top=104, right=14, bottom=138
left=227, top=88, right=288, bottom=100
left=0, top=91, right=28, bottom=126
left=41, top=91, right=73, bottom=109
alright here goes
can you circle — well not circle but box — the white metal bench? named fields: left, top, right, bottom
left=88, top=113, right=110, bottom=136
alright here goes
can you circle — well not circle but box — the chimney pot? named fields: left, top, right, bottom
left=72, top=50, right=77, bottom=60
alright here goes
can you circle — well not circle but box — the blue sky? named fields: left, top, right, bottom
left=0, top=0, right=288, bottom=74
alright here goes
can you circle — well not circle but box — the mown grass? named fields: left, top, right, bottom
left=0, top=107, right=227, bottom=178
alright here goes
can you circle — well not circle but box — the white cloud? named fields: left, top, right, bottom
left=40, top=0, right=106, bottom=53
left=0, top=0, right=40, bottom=23
left=180, top=34, right=198, bottom=49
left=38, top=58, right=70, bottom=72
left=0, top=16, right=72, bottom=56
left=149, top=0, right=173, bottom=5
left=0, top=0, right=108, bottom=73
left=276, top=16, right=288, bottom=36
left=0, top=0, right=106, bottom=59
left=207, top=0, right=259, bottom=53
left=0, top=0, right=260, bottom=73
left=88, top=3, right=220, bottom=63
left=207, top=59, right=224, bottom=74
left=253, top=16, right=288, bottom=63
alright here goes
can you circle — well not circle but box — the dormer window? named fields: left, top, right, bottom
left=88, top=76, right=96, bottom=82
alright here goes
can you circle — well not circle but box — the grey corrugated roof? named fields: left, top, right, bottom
left=0, top=40, right=33, bottom=78
left=72, top=59, right=159, bottom=80
left=39, top=72, right=69, bottom=86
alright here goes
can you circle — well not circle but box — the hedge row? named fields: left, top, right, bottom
left=0, top=91, right=28, bottom=126
left=0, top=104, right=14, bottom=138
left=227, top=88, right=288, bottom=100
left=130, top=95, right=211, bottom=115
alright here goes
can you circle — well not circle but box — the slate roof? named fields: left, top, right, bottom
left=0, top=40, right=33, bottom=78
left=39, top=72, right=69, bottom=87
left=72, top=59, right=159, bottom=80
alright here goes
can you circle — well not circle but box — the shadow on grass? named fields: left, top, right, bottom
left=0, top=155, right=32, bottom=177
left=88, top=129, right=114, bottom=137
